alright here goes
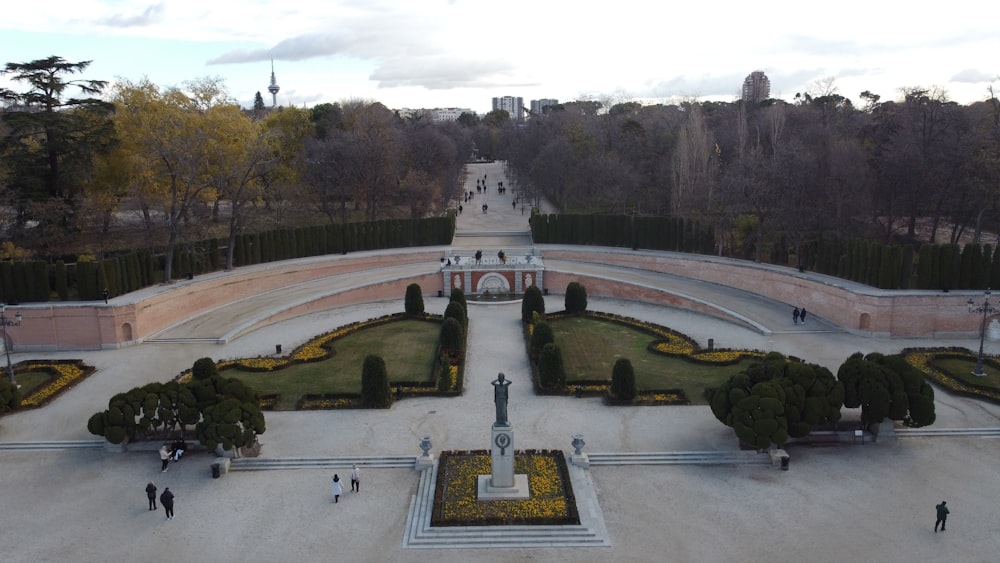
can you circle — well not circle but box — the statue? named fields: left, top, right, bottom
left=492, top=373, right=512, bottom=426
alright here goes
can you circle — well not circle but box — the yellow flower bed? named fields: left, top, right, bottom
left=690, top=349, right=765, bottom=364
left=19, top=362, right=92, bottom=408
left=299, top=397, right=356, bottom=409
left=652, top=334, right=695, bottom=356
left=236, top=357, right=290, bottom=371
left=432, top=450, right=579, bottom=526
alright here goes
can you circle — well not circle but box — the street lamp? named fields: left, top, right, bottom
left=967, top=289, right=998, bottom=377
left=1, top=304, right=23, bottom=385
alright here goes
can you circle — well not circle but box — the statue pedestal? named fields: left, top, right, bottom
left=477, top=423, right=529, bottom=500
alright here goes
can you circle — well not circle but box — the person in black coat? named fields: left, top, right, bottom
left=799, top=307, right=808, bottom=324
left=160, top=487, right=175, bottom=520
left=145, top=482, right=157, bottom=511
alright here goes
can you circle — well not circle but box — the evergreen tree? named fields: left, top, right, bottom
left=610, top=358, right=636, bottom=401
left=404, top=283, right=424, bottom=316
left=360, top=354, right=392, bottom=408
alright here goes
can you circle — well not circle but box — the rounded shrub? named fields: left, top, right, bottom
left=361, top=354, right=392, bottom=408
left=565, top=281, right=588, bottom=314
left=192, top=357, right=218, bottom=381
left=522, top=285, right=545, bottom=323
left=449, top=287, right=468, bottom=324
left=538, top=343, right=566, bottom=389
left=530, top=321, right=554, bottom=359
left=0, top=379, right=22, bottom=414
left=444, top=300, right=467, bottom=329
left=405, top=283, right=425, bottom=316
left=440, top=317, right=465, bottom=357
left=610, top=358, right=637, bottom=401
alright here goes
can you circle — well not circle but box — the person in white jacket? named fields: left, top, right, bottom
left=330, top=474, right=343, bottom=503
left=350, top=465, right=360, bottom=493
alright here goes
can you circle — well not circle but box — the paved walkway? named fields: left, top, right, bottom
left=2, top=161, right=1000, bottom=562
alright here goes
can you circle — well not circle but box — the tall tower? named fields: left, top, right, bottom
left=267, top=59, right=280, bottom=108
left=741, top=71, right=770, bottom=103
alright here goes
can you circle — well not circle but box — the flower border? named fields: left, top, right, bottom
left=902, top=347, right=1000, bottom=404
left=12, top=360, right=96, bottom=410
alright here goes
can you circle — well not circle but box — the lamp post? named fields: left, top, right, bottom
left=1, top=304, right=23, bottom=385
left=967, top=289, right=998, bottom=377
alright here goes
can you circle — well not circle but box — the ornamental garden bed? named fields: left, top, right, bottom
left=175, top=313, right=465, bottom=410
left=529, top=311, right=761, bottom=404
left=431, top=449, right=579, bottom=527
left=5, top=360, right=96, bottom=411
left=903, top=347, right=1000, bottom=404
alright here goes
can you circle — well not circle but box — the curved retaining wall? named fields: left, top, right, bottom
left=5, top=245, right=986, bottom=351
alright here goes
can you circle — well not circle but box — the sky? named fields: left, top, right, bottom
left=1, top=1, right=998, bottom=114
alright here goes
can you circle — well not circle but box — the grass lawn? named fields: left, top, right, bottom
left=931, top=357, right=1000, bottom=389
left=227, top=319, right=441, bottom=410
left=13, top=371, right=51, bottom=397
left=549, top=316, right=752, bottom=404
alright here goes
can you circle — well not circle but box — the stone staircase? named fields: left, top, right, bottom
left=401, top=461, right=611, bottom=549
left=894, top=427, right=1000, bottom=438
left=0, top=440, right=106, bottom=451
left=586, top=450, right=772, bottom=466
left=229, top=455, right=417, bottom=471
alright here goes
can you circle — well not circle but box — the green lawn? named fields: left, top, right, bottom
left=13, top=371, right=50, bottom=396
left=549, top=316, right=752, bottom=404
left=226, top=319, right=441, bottom=410
left=932, top=357, right=1000, bottom=389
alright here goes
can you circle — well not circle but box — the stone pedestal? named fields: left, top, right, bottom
left=477, top=423, right=529, bottom=500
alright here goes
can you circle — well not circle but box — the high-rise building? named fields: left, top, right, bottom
left=267, top=59, right=281, bottom=108
left=741, top=71, right=770, bottom=103
left=492, top=96, right=524, bottom=121
left=530, top=99, right=559, bottom=116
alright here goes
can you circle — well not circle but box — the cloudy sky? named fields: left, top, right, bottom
left=2, top=0, right=998, bottom=113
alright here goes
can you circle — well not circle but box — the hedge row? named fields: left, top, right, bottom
left=0, top=216, right=454, bottom=303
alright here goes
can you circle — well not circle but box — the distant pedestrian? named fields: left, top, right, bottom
left=159, top=445, right=171, bottom=472
left=331, top=474, right=344, bottom=503
left=458, top=204, right=463, bottom=215
left=792, top=307, right=800, bottom=325
left=935, top=501, right=949, bottom=532
left=512, top=200, right=516, bottom=210
left=482, top=203, right=488, bottom=214
left=160, top=487, right=175, bottom=520
left=799, top=307, right=808, bottom=324
left=475, top=250, right=482, bottom=264
left=145, top=482, right=157, bottom=511
left=350, top=464, right=361, bottom=493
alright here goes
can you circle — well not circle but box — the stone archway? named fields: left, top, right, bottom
left=859, top=313, right=871, bottom=331
left=476, top=272, right=510, bottom=294
left=121, top=322, right=134, bottom=342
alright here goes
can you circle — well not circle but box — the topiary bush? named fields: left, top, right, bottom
left=444, top=300, right=468, bottom=329
left=191, top=357, right=218, bottom=381
left=538, top=343, right=566, bottom=390
left=405, top=283, right=425, bottom=316
left=530, top=321, right=555, bottom=360
left=610, top=358, right=636, bottom=401
left=361, top=354, right=392, bottom=408
left=0, top=379, right=22, bottom=414
left=565, top=281, right=588, bottom=314
left=449, top=287, right=468, bottom=325
left=522, top=285, right=545, bottom=323
left=440, top=317, right=465, bottom=358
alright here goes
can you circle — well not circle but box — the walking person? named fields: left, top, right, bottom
left=935, top=501, right=949, bottom=532
left=350, top=464, right=361, bottom=493
left=145, top=482, right=157, bottom=511
left=160, top=487, right=175, bottom=520
left=331, top=474, right=344, bottom=503
left=159, top=444, right=171, bottom=472
left=792, top=307, right=800, bottom=325
left=799, top=307, right=808, bottom=324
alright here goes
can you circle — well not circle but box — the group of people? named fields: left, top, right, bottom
left=792, top=306, right=808, bottom=325
left=158, top=439, right=187, bottom=472
left=144, top=482, right=175, bottom=520
left=330, top=464, right=362, bottom=503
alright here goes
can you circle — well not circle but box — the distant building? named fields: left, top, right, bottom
left=492, top=96, right=524, bottom=121
left=267, top=59, right=281, bottom=108
left=741, top=71, right=770, bottom=103
left=431, top=107, right=475, bottom=122
left=530, top=99, right=559, bottom=116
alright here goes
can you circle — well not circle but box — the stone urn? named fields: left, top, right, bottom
left=419, top=436, right=433, bottom=458
left=571, top=434, right=585, bottom=456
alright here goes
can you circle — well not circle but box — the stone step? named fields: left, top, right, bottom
left=230, top=456, right=416, bottom=471
left=895, top=427, right=1000, bottom=438
left=587, top=450, right=770, bottom=466
left=0, top=440, right=106, bottom=451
